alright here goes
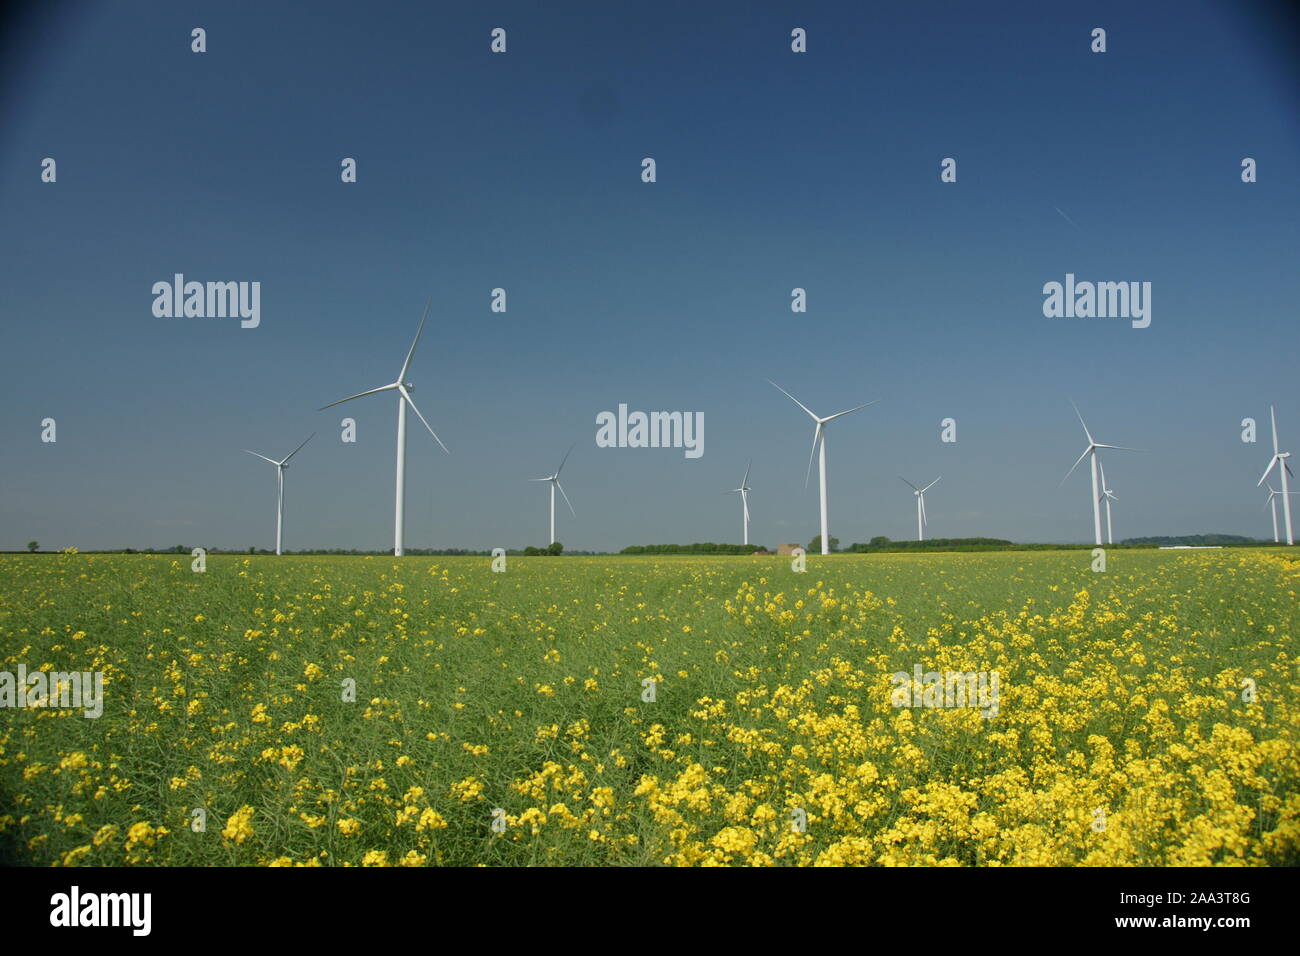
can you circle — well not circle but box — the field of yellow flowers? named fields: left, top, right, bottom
left=1, top=549, right=1297, bottom=866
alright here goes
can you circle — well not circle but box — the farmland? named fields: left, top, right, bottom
left=1, top=549, right=1297, bottom=866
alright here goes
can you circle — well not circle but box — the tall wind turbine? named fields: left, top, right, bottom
left=1061, top=401, right=1139, bottom=546
left=320, top=300, right=448, bottom=556
left=243, top=433, right=314, bottom=555
left=899, top=476, right=940, bottom=542
left=728, top=460, right=752, bottom=546
left=530, top=444, right=575, bottom=546
left=769, top=381, right=877, bottom=555
left=1098, top=459, right=1118, bottom=545
left=1257, top=406, right=1295, bottom=545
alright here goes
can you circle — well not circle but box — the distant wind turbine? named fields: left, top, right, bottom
left=243, top=433, right=314, bottom=555
left=1262, top=483, right=1298, bottom=544
left=1098, top=459, right=1118, bottom=545
left=900, top=476, right=940, bottom=542
left=530, top=444, right=575, bottom=546
left=728, top=460, right=752, bottom=546
left=320, top=300, right=449, bottom=556
left=1061, top=401, right=1139, bottom=546
left=769, top=381, right=877, bottom=555
left=1257, top=406, right=1295, bottom=545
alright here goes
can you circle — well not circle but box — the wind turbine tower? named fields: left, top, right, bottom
left=243, top=433, right=314, bottom=555
left=530, top=445, right=576, bottom=546
left=769, top=381, right=877, bottom=555
left=899, top=476, right=940, bottom=542
left=320, top=300, right=449, bottom=556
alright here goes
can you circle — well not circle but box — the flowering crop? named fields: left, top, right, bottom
left=0, top=550, right=1296, bottom=866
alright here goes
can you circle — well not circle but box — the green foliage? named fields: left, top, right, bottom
left=1120, top=534, right=1259, bottom=547
left=620, top=543, right=764, bottom=555
left=845, top=537, right=1017, bottom=553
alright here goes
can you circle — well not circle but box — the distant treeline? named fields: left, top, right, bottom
left=842, top=536, right=1020, bottom=553
left=1118, top=534, right=1260, bottom=547
left=6, top=546, right=602, bottom=556
left=7, top=534, right=1271, bottom=557
left=842, top=535, right=1262, bottom=553
left=620, top=543, right=763, bottom=555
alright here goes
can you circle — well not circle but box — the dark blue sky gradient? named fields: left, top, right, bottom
left=1, top=1, right=1297, bottom=551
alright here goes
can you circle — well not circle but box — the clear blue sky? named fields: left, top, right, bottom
left=1, top=0, right=1297, bottom=552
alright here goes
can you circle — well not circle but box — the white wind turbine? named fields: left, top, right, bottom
left=1262, top=484, right=1298, bottom=544
left=769, top=381, right=877, bottom=555
left=243, top=433, right=314, bottom=555
left=1257, top=406, right=1294, bottom=545
left=1061, top=401, right=1139, bottom=546
left=728, top=460, right=752, bottom=546
left=320, top=300, right=448, bottom=556
left=530, top=444, right=575, bottom=546
left=899, top=476, right=940, bottom=542
left=1098, top=459, right=1118, bottom=545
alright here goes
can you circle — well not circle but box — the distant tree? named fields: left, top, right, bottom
left=869, top=536, right=890, bottom=547
left=523, top=546, right=541, bottom=556
left=27, top=541, right=38, bottom=552
left=548, top=541, right=564, bottom=555
left=248, top=546, right=256, bottom=554
left=807, top=535, right=839, bottom=553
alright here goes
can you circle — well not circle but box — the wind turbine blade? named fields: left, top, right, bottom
left=1060, top=447, right=1091, bottom=486
left=398, top=298, right=433, bottom=382
left=555, top=443, right=575, bottom=478
left=768, top=380, right=819, bottom=421
left=529, top=477, right=551, bottom=482
left=921, top=476, right=942, bottom=493
left=1070, top=399, right=1094, bottom=445
left=742, top=459, right=751, bottom=488
left=742, top=493, right=750, bottom=525
left=1258, top=456, right=1279, bottom=486
left=920, top=495, right=927, bottom=525
left=280, top=432, right=315, bottom=465
left=319, top=383, right=394, bottom=410
left=1098, top=459, right=1107, bottom=490
left=1271, top=406, right=1279, bottom=455
left=899, top=476, right=919, bottom=491
left=805, top=424, right=821, bottom=489
left=398, top=386, right=449, bottom=453
left=822, top=400, right=878, bottom=423
left=243, top=450, right=279, bottom=466
left=1287, top=461, right=1296, bottom=479
left=555, top=479, right=576, bottom=517
left=1094, top=443, right=1141, bottom=452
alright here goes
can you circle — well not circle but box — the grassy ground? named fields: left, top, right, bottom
left=1, top=549, right=1296, bottom=866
